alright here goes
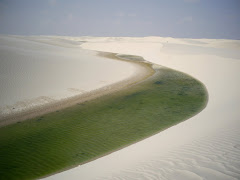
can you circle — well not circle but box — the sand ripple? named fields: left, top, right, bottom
left=101, top=127, right=240, bottom=180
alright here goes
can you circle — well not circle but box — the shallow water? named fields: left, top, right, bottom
left=0, top=62, right=208, bottom=179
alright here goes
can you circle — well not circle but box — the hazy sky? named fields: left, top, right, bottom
left=0, top=0, right=240, bottom=39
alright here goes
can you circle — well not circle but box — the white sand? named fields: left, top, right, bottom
left=0, top=36, right=139, bottom=120
left=45, top=37, right=240, bottom=180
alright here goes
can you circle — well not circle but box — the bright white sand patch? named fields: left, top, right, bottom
left=0, top=36, right=138, bottom=118
left=45, top=37, right=240, bottom=180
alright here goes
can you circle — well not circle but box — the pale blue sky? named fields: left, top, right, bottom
left=0, top=0, right=239, bottom=39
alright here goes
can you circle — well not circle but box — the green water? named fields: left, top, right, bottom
left=0, top=62, right=208, bottom=179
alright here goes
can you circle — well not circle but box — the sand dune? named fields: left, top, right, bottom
left=45, top=37, right=240, bottom=179
left=0, top=36, right=139, bottom=124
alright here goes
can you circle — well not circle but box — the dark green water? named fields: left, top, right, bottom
left=0, top=59, right=208, bottom=179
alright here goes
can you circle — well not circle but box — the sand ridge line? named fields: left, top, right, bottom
left=0, top=52, right=154, bottom=128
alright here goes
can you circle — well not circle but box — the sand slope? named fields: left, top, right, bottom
left=0, top=36, right=139, bottom=121
left=45, top=37, right=240, bottom=180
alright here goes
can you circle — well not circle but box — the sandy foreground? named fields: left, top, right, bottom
left=0, top=36, right=146, bottom=126
left=45, top=37, right=240, bottom=180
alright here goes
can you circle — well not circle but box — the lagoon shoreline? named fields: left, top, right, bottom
left=0, top=51, right=154, bottom=128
